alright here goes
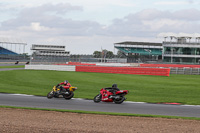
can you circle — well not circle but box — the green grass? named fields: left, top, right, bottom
left=0, top=70, right=200, bottom=105
left=0, top=65, right=25, bottom=69
left=1, top=105, right=200, bottom=121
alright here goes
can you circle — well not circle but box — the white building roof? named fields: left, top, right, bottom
left=0, top=37, right=27, bottom=45
left=157, top=33, right=200, bottom=39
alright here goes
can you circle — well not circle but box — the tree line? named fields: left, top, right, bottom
left=93, top=49, right=126, bottom=58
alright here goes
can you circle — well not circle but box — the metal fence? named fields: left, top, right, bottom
left=30, top=54, right=127, bottom=65
left=0, top=54, right=29, bottom=61
left=170, top=67, right=200, bottom=75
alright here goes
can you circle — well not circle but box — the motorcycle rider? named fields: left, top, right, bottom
left=110, top=84, right=120, bottom=95
left=56, top=80, right=71, bottom=94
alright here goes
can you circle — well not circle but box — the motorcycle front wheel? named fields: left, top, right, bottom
left=93, top=94, right=102, bottom=103
left=114, top=95, right=125, bottom=104
left=63, top=91, right=74, bottom=100
left=47, top=91, right=54, bottom=99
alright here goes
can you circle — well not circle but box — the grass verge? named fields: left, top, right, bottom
left=1, top=105, right=200, bottom=121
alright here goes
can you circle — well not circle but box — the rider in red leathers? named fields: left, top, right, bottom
left=56, top=80, right=71, bottom=93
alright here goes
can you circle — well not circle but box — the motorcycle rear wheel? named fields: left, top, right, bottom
left=114, top=95, right=125, bottom=104
left=47, top=91, right=54, bottom=99
left=93, top=94, right=102, bottom=103
left=63, top=91, right=74, bottom=100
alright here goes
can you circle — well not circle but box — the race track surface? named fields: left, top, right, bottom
left=0, top=93, right=200, bottom=118
left=0, top=68, right=24, bottom=71
left=0, top=64, right=24, bottom=71
left=0, top=63, right=24, bottom=66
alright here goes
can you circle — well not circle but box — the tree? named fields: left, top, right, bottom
left=93, top=50, right=114, bottom=58
left=106, top=51, right=114, bottom=58
left=93, top=51, right=101, bottom=58
left=117, top=50, right=127, bottom=58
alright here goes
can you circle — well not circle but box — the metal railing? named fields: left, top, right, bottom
left=170, top=67, right=200, bottom=75
left=30, top=54, right=127, bottom=65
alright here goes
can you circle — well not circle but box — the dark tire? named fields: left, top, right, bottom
left=47, top=91, right=54, bottom=99
left=93, top=94, right=102, bottom=103
left=114, top=95, right=125, bottom=104
left=63, top=91, right=74, bottom=100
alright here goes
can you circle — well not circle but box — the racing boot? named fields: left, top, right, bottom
left=59, top=86, right=64, bottom=94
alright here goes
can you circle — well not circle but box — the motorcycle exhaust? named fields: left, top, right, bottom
left=61, top=91, right=69, bottom=94
left=109, top=95, right=120, bottom=99
left=65, top=92, right=69, bottom=94
left=109, top=95, right=114, bottom=99
left=115, top=95, right=121, bottom=99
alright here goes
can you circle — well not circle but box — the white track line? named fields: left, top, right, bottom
left=8, top=94, right=34, bottom=96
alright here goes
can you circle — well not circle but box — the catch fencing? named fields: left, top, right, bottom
left=140, top=64, right=200, bottom=68
left=140, top=64, right=200, bottom=75
left=30, top=54, right=127, bottom=65
left=170, top=67, right=200, bottom=75
left=55, top=62, right=96, bottom=66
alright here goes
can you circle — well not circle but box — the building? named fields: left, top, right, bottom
left=30, top=44, right=70, bottom=64
left=115, top=36, right=200, bottom=64
left=114, top=41, right=162, bottom=63
left=163, top=36, right=200, bottom=64
left=31, top=44, right=70, bottom=56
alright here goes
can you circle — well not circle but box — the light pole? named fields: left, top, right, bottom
left=171, top=47, right=173, bottom=63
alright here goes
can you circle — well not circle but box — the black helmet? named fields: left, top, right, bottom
left=112, top=84, right=117, bottom=88
left=64, top=80, right=68, bottom=84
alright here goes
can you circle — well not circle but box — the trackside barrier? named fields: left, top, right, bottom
left=96, top=63, right=131, bottom=67
left=140, top=64, right=200, bottom=68
left=68, top=62, right=96, bottom=66
left=76, top=66, right=170, bottom=76
left=55, top=62, right=96, bottom=66
left=25, top=65, right=76, bottom=71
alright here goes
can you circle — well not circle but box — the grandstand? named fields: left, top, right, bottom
left=30, top=44, right=70, bottom=64
left=0, top=46, right=18, bottom=55
left=31, top=44, right=70, bottom=56
left=0, top=37, right=27, bottom=60
left=114, top=41, right=162, bottom=63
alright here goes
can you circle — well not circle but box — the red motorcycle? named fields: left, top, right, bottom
left=93, top=87, right=129, bottom=104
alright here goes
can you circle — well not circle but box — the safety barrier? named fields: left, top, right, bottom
left=140, top=64, right=200, bottom=68
left=68, top=62, right=96, bottom=66
left=55, top=62, right=96, bottom=66
left=76, top=66, right=170, bottom=76
left=96, top=63, right=131, bottom=67
left=25, top=65, right=76, bottom=71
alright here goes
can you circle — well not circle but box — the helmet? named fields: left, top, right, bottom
left=64, top=80, right=68, bottom=84
left=112, top=84, right=117, bottom=88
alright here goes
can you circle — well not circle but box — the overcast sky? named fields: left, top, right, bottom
left=0, top=0, right=200, bottom=54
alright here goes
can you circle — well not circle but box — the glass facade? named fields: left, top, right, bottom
left=163, top=40, right=200, bottom=64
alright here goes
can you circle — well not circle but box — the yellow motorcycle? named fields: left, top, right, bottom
left=47, top=85, right=77, bottom=100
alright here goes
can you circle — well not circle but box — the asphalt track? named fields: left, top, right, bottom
left=0, top=68, right=24, bottom=71
left=0, top=63, right=25, bottom=66
left=0, top=63, right=24, bottom=71
left=0, top=93, right=200, bottom=118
